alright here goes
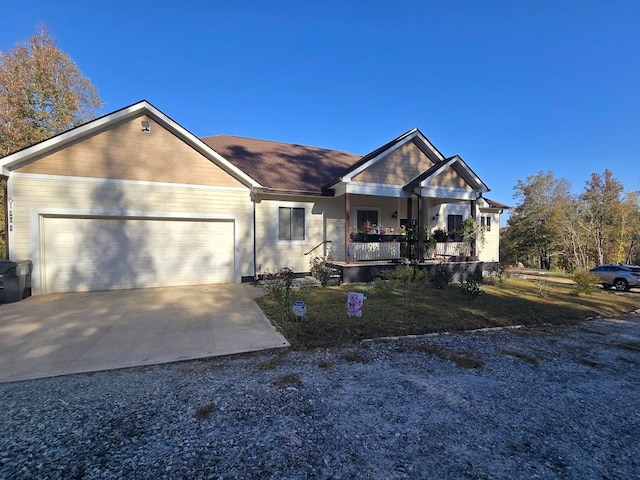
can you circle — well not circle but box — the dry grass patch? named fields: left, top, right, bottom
left=578, top=358, right=600, bottom=368
left=341, top=349, right=370, bottom=364
left=194, top=403, right=215, bottom=420
left=615, top=342, right=640, bottom=352
left=317, top=360, right=333, bottom=369
left=414, top=344, right=484, bottom=369
left=272, top=373, right=303, bottom=388
left=257, top=351, right=289, bottom=371
left=499, top=349, right=540, bottom=366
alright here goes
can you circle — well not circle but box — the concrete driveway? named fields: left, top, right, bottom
left=0, top=284, right=289, bottom=383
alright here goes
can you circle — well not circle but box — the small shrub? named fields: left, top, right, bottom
left=429, top=263, right=453, bottom=289
left=534, top=278, right=550, bottom=298
left=262, top=267, right=296, bottom=321
left=485, top=263, right=509, bottom=288
left=384, top=265, right=415, bottom=298
left=573, top=271, right=599, bottom=296
left=384, top=264, right=415, bottom=282
left=309, top=256, right=333, bottom=287
left=460, top=277, right=482, bottom=300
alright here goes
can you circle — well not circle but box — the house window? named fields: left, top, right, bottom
left=480, top=216, right=485, bottom=228
left=356, top=210, right=379, bottom=232
left=278, top=207, right=305, bottom=241
left=447, top=215, right=463, bottom=234
left=485, top=216, right=491, bottom=232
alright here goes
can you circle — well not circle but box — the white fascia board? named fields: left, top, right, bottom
left=412, top=133, right=446, bottom=162
left=418, top=185, right=479, bottom=201
left=346, top=182, right=411, bottom=198
left=341, top=131, right=420, bottom=182
left=445, top=155, right=489, bottom=192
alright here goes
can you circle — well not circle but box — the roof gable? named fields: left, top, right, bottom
left=351, top=139, right=436, bottom=186
left=1, top=101, right=259, bottom=188
left=14, top=113, right=247, bottom=188
left=323, top=128, right=446, bottom=189
left=404, top=155, right=489, bottom=193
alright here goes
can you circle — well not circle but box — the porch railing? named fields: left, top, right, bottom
left=349, top=241, right=402, bottom=261
left=348, top=240, right=470, bottom=261
left=432, top=241, right=468, bottom=258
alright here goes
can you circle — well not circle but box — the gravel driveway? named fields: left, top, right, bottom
left=2, top=317, right=639, bottom=479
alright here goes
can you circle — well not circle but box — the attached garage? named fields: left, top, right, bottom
left=0, top=101, right=260, bottom=295
left=41, top=216, right=235, bottom=293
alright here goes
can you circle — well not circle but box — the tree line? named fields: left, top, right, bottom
left=501, top=170, right=640, bottom=270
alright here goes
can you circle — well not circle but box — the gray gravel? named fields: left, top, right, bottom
left=1, top=317, right=640, bottom=479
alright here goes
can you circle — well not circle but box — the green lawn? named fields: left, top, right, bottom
left=256, top=277, right=640, bottom=349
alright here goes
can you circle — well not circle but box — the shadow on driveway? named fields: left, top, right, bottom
left=0, top=284, right=289, bottom=383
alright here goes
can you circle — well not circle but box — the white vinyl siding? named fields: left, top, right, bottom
left=9, top=174, right=253, bottom=294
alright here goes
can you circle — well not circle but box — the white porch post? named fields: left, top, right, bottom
left=470, top=199, right=477, bottom=257
left=345, top=193, right=351, bottom=264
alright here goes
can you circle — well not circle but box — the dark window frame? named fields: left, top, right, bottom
left=278, top=206, right=306, bottom=241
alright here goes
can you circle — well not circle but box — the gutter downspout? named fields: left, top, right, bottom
left=252, top=187, right=258, bottom=280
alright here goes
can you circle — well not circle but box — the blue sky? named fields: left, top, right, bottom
left=2, top=1, right=639, bottom=214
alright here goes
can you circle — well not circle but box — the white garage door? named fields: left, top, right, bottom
left=41, top=216, right=235, bottom=293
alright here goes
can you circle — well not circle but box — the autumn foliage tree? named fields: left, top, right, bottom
left=0, top=26, right=104, bottom=156
left=0, top=26, right=104, bottom=258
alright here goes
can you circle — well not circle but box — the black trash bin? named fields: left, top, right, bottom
left=0, top=260, right=32, bottom=304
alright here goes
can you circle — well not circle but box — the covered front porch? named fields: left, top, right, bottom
left=322, top=128, right=493, bottom=268
left=342, top=190, right=482, bottom=264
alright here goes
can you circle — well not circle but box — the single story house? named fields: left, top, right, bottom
left=0, top=100, right=508, bottom=295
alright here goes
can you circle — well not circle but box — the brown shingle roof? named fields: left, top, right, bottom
left=483, top=197, right=510, bottom=209
left=201, top=135, right=361, bottom=192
